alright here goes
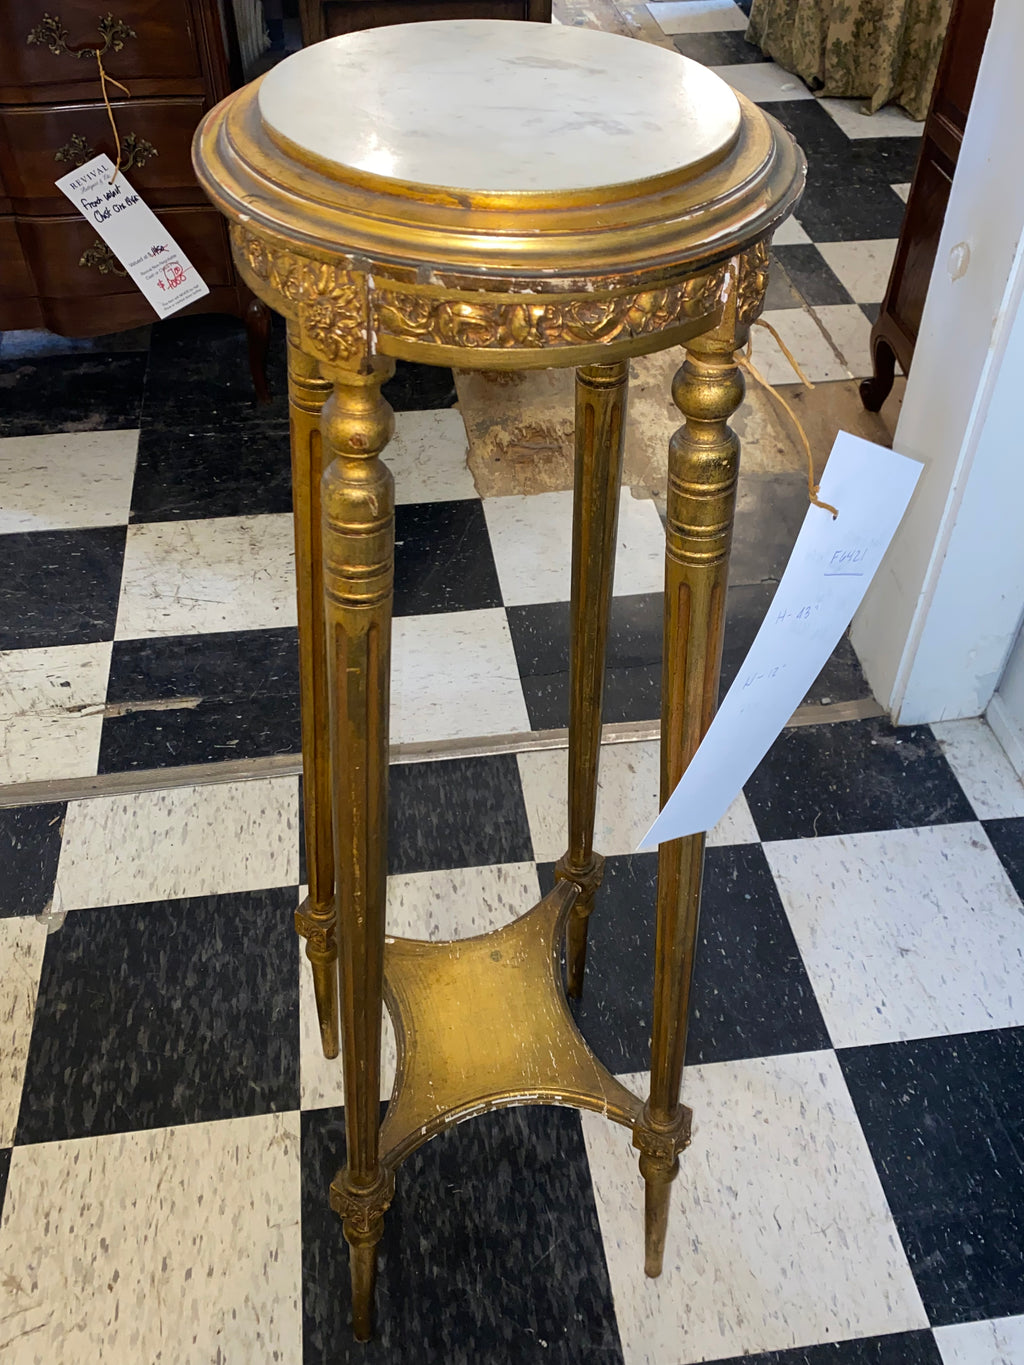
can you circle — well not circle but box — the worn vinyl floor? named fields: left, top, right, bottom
left=2, top=1, right=1024, bottom=1362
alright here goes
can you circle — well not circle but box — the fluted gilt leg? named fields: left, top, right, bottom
left=287, top=326, right=339, bottom=1059
left=556, top=360, right=629, bottom=998
left=320, top=359, right=396, bottom=1342
left=636, top=303, right=749, bottom=1278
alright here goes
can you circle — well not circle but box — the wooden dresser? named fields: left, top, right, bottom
left=860, top=0, right=995, bottom=411
left=0, top=0, right=269, bottom=391
left=300, top=0, right=549, bottom=48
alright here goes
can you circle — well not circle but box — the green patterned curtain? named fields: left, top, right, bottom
left=746, top=0, right=953, bottom=120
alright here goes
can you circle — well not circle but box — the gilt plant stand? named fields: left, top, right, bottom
left=194, top=20, right=803, bottom=1341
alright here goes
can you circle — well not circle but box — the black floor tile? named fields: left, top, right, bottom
left=388, top=753, right=534, bottom=875
left=673, top=31, right=764, bottom=64
left=839, top=1028, right=1024, bottom=1325
left=0, top=804, right=65, bottom=919
left=382, top=359, right=456, bottom=412
left=861, top=303, right=881, bottom=325
left=769, top=101, right=860, bottom=160
left=731, top=472, right=808, bottom=586
left=719, top=582, right=872, bottom=707
left=794, top=179, right=909, bottom=242
left=703, top=1331, right=943, bottom=1364
left=99, top=628, right=300, bottom=770
left=141, top=312, right=288, bottom=431
left=848, top=138, right=922, bottom=187
left=507, top=593, right=663, bottom=730
left=130, top=420, right=292, bottom=521
left=538, top=845, right=830, bottom=1072
left=16, top=888, right=300, bottom=1143
left=394, top=500, right=502, bottom=616
left=0, top=353, right=148, bottom=436
left=981, top=818, right=1024, bottom=901
left=301, top=1104, right=623, bottom=1365
left=0, top=1147, right=8, bottom=1225
left=773, top=245, right=854, bottom=305
left=764, top=256, right=806, bottom=310
left=0, top=526, right=126, bottom=649
left=744, top=716, right=974, bottom=840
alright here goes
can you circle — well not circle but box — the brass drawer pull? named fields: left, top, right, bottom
left=79, top=241, right=127, bottom=277
left=55, top=131, right=157, bottom=171
left=27, top=12, right=136, bottom=59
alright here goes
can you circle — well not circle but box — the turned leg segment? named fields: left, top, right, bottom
left=556, top=360, right=629, bottom=998
left=320, top=359, right=396, bottom=1342
left=287, top=327, right=339, bottom=1059
left=636, top=324, right=745, bottom=1277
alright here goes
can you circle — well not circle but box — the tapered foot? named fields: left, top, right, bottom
left=640, top=1151, right=679, bottom=1277
left=345, top=1217, right=384, bottom=1342
left=556, top=851, right=604, bottom=999
left=295, top=900, right=340, bottom=1058
left=859, top=336, right=897, bottom=412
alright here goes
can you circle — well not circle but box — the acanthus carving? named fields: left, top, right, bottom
left=231, top=225, right=367, bottom=364
left=373, top=267, right=728, bottom=352
left=734, top=239, right=771, bottom=326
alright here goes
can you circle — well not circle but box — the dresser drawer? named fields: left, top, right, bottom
left=15, top=204, right=233, bottom=299
left=0, top=1, right=203, bottom=100
left=0, top=97, right=207, bottom=212
left=0, top=215, right=35, bottom=297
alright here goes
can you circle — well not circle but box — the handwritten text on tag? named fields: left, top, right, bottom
left=56, top=155, right=209, bottom=321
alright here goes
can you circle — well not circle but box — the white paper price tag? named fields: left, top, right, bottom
left=56, top=154, right=209, bottom=320
left=638, top=432, right=923, bottom=850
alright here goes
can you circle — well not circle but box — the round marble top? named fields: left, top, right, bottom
left=258, top=20, right=742, bottom=195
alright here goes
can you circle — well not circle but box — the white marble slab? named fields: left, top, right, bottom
left=115, top=514, right=297, bottom=640
left=387, top=409, right=477, bottom=505
left=818, top=96, right=924, bottom=139
left=581, top=1052, right=927, bottom=1363
left=483, top=488, right=664, bottom=608
left=391, top=609, right=530, bottom=745
left=0, top=916, right=47, bottom=1147
left=0, top=430, right=138, bottom=534
left=935, top=1315, right=1024, bottom=1365
left=814, top=303, right=874, bottom=378
left=818, top=240, right=899, bottom=304
left=517, top=739, right=758, bottom=862
left=0, top=642, right=111, bottom=785
left=754, top=308, right=849, bottom=385
left=260, top=21, right=740, bottom=193
left=711, top=61, right=814, bottom=104
left=764, top=822, right=1024, bottom=1048
left=931, top=718, right=1024, bottom=820
left=300, top=863, right=540, bottom=1108
left=647, top=0, right=749, bottom=35
left=56, top=776, right=299, bottom=910
left=0, top=1112, right=302, bottom=1364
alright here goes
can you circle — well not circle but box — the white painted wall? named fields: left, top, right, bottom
left=850, top=0, right=1024, bottom=724
left=988, top=621, right=1024, bottom=778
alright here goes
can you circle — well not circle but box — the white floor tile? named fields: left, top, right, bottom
left=391, top=609, right=530, bottom=745
left=0, top=916, right=47, bottom=1147
left=646, top=0, right=748, bottom=33
left=581, top=1052, right=927, bottom=1364
left=0, top=1112, right=302, bottom=1365
left=300, top=863, right=541, bottom=1108
left=56, top=776, right=299, bottom=910
left=518, top=740, right=758, bottom=862
left=818, top=96, right=924, bottom=139
left=814, top=303, right=874, bottom=378
left=711, top=61, right=814, bottom=103
left=0, top=430, right=138, bottom=534
left=773, top=218, right=812, bottom=246
left=751, top=309, right=849, bottom=385
left=386, top=408, right=477, bottom=505
left=931, top=718, right=1024, bottom=820
left=764, top=823, right=1024, bottom=1048
left=115, top=514, right=297, bottom=640
left=817, top=240, right=898, bottom=304
left=935, top=1315, right=1024, bottom=1365
left=0, top=642, right=111, bottom=785
left=483, top=488, right=664, bottom=607
left=892, top=182, right=912, bottom=203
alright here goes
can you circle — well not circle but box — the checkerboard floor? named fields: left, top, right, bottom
left=5, top=7, right=1022, bottom=1363
left=2, top=715, right=1023, bottom=1362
